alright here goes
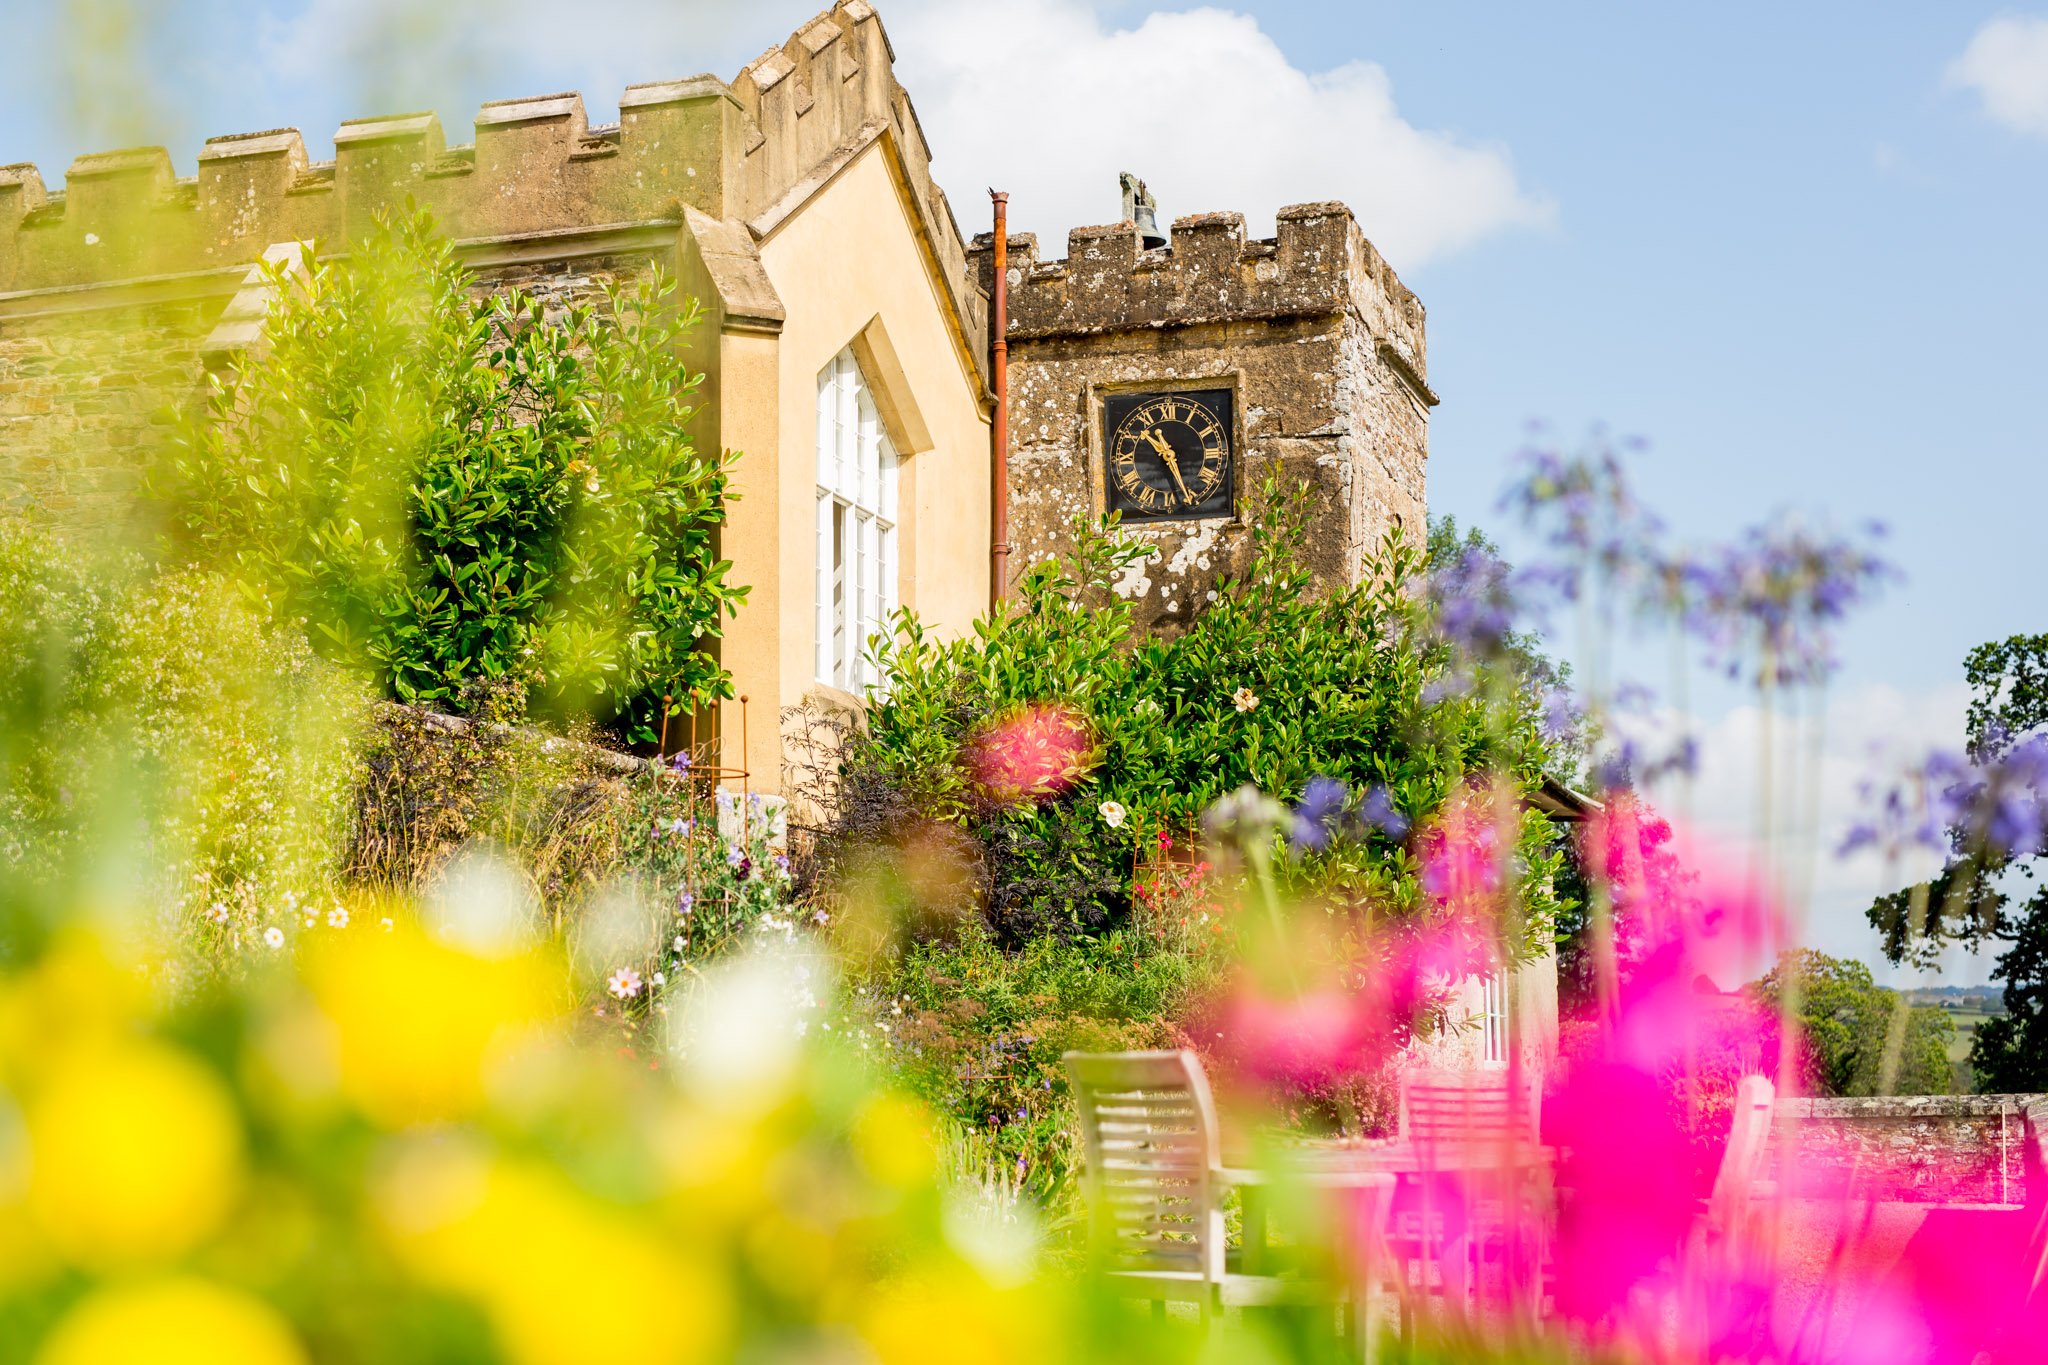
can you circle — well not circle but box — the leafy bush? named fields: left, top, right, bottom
left=826, top=479, right=1566, bottom=955
left=154, top=208, right=745, bottom=741
left=849, top=916, right=1231, bottom=1203
left=804, top=482, right=1573, bottom=1193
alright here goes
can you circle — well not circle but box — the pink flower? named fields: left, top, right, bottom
left=606, top=967, right=643, bottom=1001
left=961, top=704, right=1096, bottom=806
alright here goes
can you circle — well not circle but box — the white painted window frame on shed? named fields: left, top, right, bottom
left=815, top=347, right=899, bottom=693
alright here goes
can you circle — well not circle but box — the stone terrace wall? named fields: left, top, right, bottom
left=1767, top=1094, right=2047, bottom=1206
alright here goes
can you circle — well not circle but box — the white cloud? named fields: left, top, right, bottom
left=887, top=0, right=1551, bottom=272
left=1946, top=14, right=2048, bottom=139
left=1622, top=682, right=1995, bottom=986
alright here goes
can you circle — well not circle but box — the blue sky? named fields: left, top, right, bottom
left=3, top=0, right=2043, bottom=981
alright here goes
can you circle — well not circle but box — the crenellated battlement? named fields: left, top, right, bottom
left=967, top=201, right=1427, bottom=390
left=0, top=0, right=972, bottom=320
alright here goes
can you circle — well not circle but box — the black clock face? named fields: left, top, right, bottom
left=1102, top=388, right=1235, bottom=522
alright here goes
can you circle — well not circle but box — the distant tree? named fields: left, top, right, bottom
left=1748, top=949, right=1953, bottom=1097
left=1866, top=633, right=2048, bottom=1092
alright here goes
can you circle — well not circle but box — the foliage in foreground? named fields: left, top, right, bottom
left=153, top=208, right=746, bottom=742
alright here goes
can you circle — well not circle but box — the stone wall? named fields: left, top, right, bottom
left=0, top=246, right=677, bottom=534
left=969, top=202, right=1432, bottom=630
left=0, top=297, right=214, bottom=521
left=1766, top=1094, right=2048, bottom=1206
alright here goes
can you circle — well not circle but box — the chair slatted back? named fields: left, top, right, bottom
left=1065, top=1050, right=1224, bottom=1282
left=1706, top=1074, right=1774, bottom=1239
left=1400, top=1069, right=1538, bottom=1153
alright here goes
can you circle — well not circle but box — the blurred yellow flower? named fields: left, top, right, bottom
left=309, top=930, right=562, bottom=1126
left=853, top=1092, right=938, bottom=1191
left=861, top=1266, right=1051, bottom=1365
left=34, top=1276, right=306, bottom=1365
left=26, top=1042, right=243, bottom=1269
left=383, top=1148, right=730, bottom=1365
left=0, top=935, right=147, bottom=1088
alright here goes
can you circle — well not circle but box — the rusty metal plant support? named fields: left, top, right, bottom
left=990, top=189, right=1011, bottom=611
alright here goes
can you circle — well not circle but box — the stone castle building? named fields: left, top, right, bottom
left=0, top=0, right=1433, bottom=786
left=0, top=0, right=1569, bottom=1071
left=968, top=203, right=1433, bottom=632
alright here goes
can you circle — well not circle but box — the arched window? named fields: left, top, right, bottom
left=815, top=347, right=898, bottom=692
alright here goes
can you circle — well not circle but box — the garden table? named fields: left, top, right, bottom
left=1233, top=1138, right=1555, bottom=1314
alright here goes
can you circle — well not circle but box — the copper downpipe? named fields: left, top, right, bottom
left=989, top=189, right=1011, bottom=611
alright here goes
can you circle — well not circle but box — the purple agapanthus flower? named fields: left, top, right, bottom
left=1289, top=776, right=1349, bottom=854
left=1539, top=685, right=1583, bottom=745
left=1680, top=516, right=1895, bottom=688
left=1425, top=542, right=1519, bottom=661
left=1358, top=783, right=1411, bottom=839
left=1497, top=431, right=1664, bottom=605
left=1841, top=735, right=2048, bottom=862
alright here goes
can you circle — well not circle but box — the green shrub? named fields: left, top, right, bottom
left=154, top=207, right=745, bottom=741
left=829, top=478, right=1567, bottom=956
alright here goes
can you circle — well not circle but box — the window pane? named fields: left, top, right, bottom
left=832, top=502, right=848, bottom=689
left=816, top=367, right=835, bottom=494
left=836, top=358, right=859, bottom=501
left=815, top=493, right=833, bottom=685
left=880, top=430, right=898, bottom=523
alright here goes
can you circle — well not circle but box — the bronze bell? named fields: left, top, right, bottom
left=1120, top=171, right=1168, bottom=250
left=1133, top=199, right=1166, bottom=251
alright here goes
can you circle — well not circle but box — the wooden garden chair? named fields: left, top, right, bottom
left=1386, top=1068, right=1549, bottom=1314
left=1696, top=1074, right=1776, bottom=1270
left=1065, top=1049, right=1394, bottom=1354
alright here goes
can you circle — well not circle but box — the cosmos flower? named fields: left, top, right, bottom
left=606, top=968, right=643, bottom=1000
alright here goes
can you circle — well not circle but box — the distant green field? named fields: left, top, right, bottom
left=1945, top=1006, right=1994, bottom=1064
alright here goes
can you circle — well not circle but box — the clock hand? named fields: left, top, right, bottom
left=1143, top=428, right=1195, bottom=503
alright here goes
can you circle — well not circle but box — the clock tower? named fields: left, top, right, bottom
left=969, top=199, right=1433, bottom=632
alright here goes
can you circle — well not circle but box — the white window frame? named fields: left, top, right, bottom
left=815, top=348, right=898, bottom=693
left=1478, top=970, right=1510, bottom=1066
